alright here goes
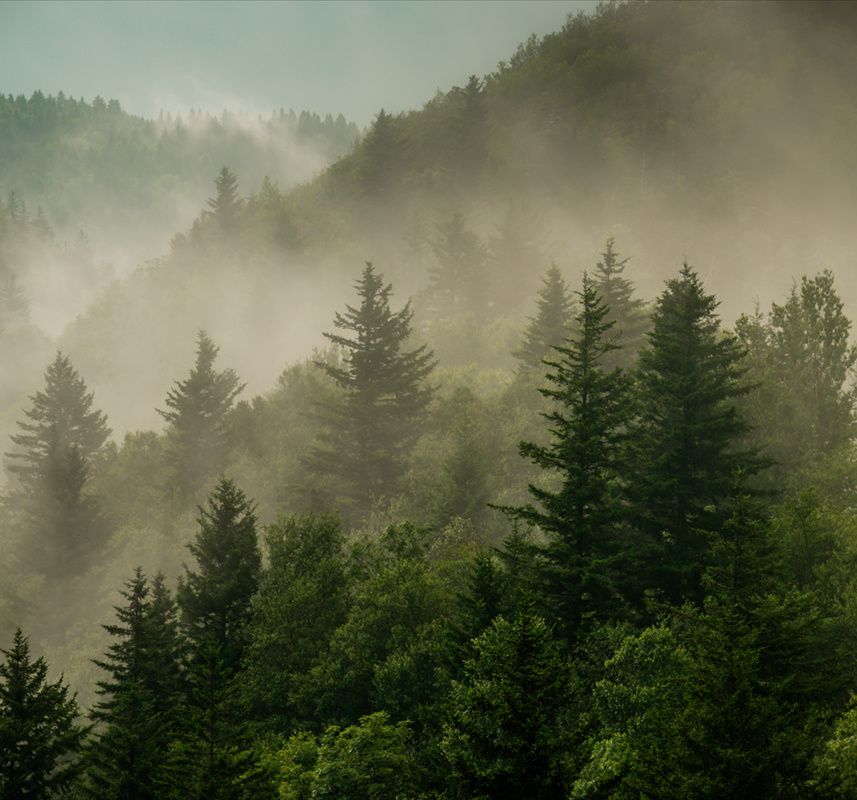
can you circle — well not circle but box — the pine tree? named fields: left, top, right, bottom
left=158, top=331, right=244, bottom=500
left=177, top=477, right=261, bottom=675
left=513, top=263, right=575, bottom=371
left=0, top=628, right=87, bottom=798
left=500, top=274, right=635, bottom=642
left=309, top=263, right=435, bottom=523
left=631, top=262, right=764, bottom=607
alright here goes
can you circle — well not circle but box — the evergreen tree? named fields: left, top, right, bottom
left=441, top=609, right=582, bottom=800
left=635, top=491, right=848, bottom=799
left=500, top=274, right=635, bottom=642
left=158, top=331, right=245, bottom=500
left=6, top=352, right=110, bottom=489
left=592, top=237, right=649, bottom=370
left=309, top=263, right=435, bottom=523
left=513, top=263, right=575, bottom=371
left=177, top=477, right=261, bottom=675
left=207, top=166, right=242, bottom=232
left=3, top=352, right=111, bottom=585
left=452, top=75, right=490, bottom=178
left=427, top=210, right=489, bottom=319
left=631, top=262, right=764, bottom=607
left=86, top=569, right=183, bottom=800
left=0, top=628, right=87, bottom=798
left=360, top=109, right=406, bottom=199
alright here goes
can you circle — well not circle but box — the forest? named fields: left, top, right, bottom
left=2, top=1, right=857, bottom=797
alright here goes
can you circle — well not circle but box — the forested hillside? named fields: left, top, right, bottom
left=3, top=2, right=857, bottom=797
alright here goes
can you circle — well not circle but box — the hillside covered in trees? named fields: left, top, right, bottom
left=3, top=1, right=857, bottom=797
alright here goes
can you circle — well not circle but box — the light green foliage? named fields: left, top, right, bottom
left=312, top=712, right=415, bottom=800
left=736, top=270, right=857, bottom=494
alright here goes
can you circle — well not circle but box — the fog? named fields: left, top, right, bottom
left=2, top=0, right=857, bottom=711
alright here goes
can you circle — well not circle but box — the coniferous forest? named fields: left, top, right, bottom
left=3, top=1, right=857, bottom=797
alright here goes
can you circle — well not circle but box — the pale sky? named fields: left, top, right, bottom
left=0, top=1, right=598, bottom=126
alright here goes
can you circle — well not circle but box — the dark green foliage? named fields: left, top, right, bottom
left=163, top=641, right=263, bottom=800
left=309, top=264, right=435, bottom=524
left=360, top=109, right=407, bottom=199
left=0, top=628, right=87, bottom=798
left=632, top=492, right=848, bottom=800
left=243, top=511, right=351, bottom=733
left=158, top=331, right=245, bottom=500
left=631, top=262, right=763, bottom=606
left=592, top=237, right=649, bottom=370
left=86, top=569, right=183, bottom=800
left=442, top=609, right=582, bottom=800
left=513, top=262, right=574, bottom=371
left=501, top=274, right=635, bottom=642
left=177, top=477, right=261, bottom=675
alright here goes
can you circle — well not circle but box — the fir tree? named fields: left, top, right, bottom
left=86, top=569, right=183, bottom=800
left=158, top=331, right=244, bottom=500
left=309, top=263, right=435, bottom=523
left=513, top=263, right=575, bottom=371
left=0, top=628, right=87, bottom=798
left=207, top=167, right=242, bottom=232
left=177, top=477, right=261, bottom=675
left=592, top=237, right=649, bottom=370
left=631, top=262, right=764, bottom=607
left=500, top=274, right=635, bottom=642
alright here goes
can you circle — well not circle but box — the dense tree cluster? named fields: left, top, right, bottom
left=2, top=2, right=857, bottom=797
left=1, top=245, right=856, bottom=798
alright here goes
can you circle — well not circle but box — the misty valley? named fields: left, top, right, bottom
left=3, top=2, right=857, bottom=798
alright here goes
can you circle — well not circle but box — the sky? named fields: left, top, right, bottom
left=0, top=0, right=598, bottom=127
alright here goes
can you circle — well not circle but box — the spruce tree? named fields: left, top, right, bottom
left=310, top=263, right=435, bottom=523
left=207, top=167, right=242, bottom=232
left=177, top=477, right=261, bottom=675
left=592, top=237, right=649, bottom=370
left=631, top=262, right=763, bottom=606
left=158, top=331, right=244, bottom=500
left=86, top=569, right=183, bottom=800
left=513, top=263, right=575, bottom=371
left=500, top=274, right=635, bottom=642
left=442, top=609, right=582, bottom=800
left=427, top=211, right=489, bottom=319
left=0, top=628, right=87, bottom=798
left=3, top=352, right=110, bottom=584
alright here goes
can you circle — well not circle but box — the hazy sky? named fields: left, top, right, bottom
left=1, top=1, right=597, bottom=127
